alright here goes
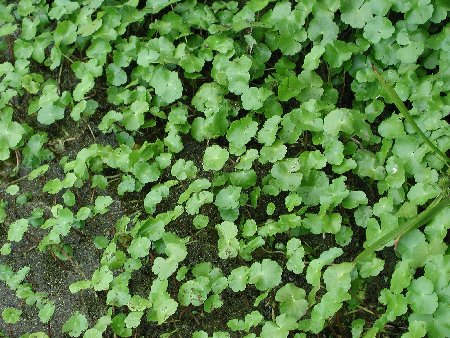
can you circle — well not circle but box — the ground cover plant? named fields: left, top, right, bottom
left=0, top=0, right=449, bottom=337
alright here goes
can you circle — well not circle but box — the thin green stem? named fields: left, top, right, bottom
left=354, top=193, right=450, bottom=264
left=373, top=66, right=450, bottom=166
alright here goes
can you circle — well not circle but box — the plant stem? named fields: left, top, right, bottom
left=354, top=193, right=450, bottom=264
left=4, top=174, right=29, bottom=186
left=373, top=66, right=450, bottom=166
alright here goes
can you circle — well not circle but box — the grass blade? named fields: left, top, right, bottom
left=373, top=66, right=450, bottom=165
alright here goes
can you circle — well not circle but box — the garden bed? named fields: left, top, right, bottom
left=1, top=1, right=449, bottom=337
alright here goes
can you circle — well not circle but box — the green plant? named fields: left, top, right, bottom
left=1, top=0, right=449, bottom=337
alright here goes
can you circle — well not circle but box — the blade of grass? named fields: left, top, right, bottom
left=354, top=193, right=450, bottom=264
left=372, top=66, right=450, bottom=166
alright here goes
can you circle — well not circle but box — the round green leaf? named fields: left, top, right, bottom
left=203, top=145, right=229, bottom=171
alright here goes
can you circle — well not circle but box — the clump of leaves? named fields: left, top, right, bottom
left=0, top=0, right=449, bottom=337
